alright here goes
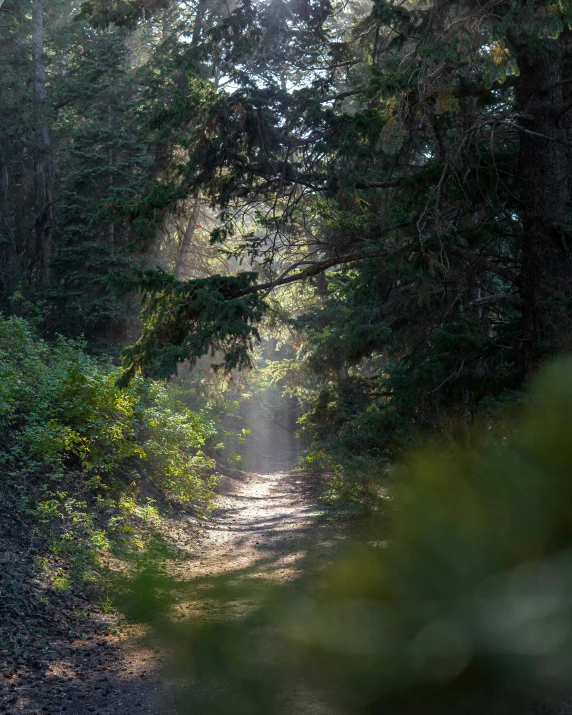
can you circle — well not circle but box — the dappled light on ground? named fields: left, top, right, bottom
left=115, top=467, right=361, bottom=715
left=0, top=615, right=175, bottom=714
left=166, top=470, right=353, bottom=623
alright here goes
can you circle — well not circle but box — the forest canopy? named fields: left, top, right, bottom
left=2, top=0, right=572, bottom=461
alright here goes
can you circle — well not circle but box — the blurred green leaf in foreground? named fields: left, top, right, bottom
left=121, top=359, right=572, bottom=715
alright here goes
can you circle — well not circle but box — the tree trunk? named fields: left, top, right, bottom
left=509, top=24, right=572, bottom=376
left=175, top=197, right=201, bottom=279
left=191, top=0, right=207, bottom=47
left=173, top=0, right=209, bottom=280
left=0, top=109, right=16, bottom=296
left=32, top=0, right=53, bottom=286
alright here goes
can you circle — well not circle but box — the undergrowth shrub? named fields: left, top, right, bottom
left=0, top=313, right=217, bottom=517
left=302, top=450, right=387, bottom=510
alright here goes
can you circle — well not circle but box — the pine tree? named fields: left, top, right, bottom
left=0, top=0, right=179, bottom=346
left=50, top=26, right=154, bottom=346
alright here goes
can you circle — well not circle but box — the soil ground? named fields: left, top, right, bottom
left=4, top=470, right=569, bottom=715
left=0, top=469, right=347, bottom=714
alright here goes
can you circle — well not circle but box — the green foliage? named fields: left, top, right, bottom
left=3, top=0, right=572, bottom=515
left=49, top=26, right=156, bottom=346
left=123, top=357, right=572, bottom=714
left=0, top=1, right=162, bottom=346
left=76, top=0, right=170, bottom=29
left=97, top=0, right=533, bottom=475
left=116, top=269, right=267, bottom=383
left=291, top=242, right=520, bottom=469
left=0, top=314, right=217, bottom=506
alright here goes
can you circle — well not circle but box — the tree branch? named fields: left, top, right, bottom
left=541, top=77, right=572, bottom=92
left=556, top=97, right=572, bottom=121
left=320, top=87, right=369, bottom=103
left=236, top=248, right=394, bottom=297
left=470, top=293, right=523, bottom=307
left=447, top=245, right=519, bottom=285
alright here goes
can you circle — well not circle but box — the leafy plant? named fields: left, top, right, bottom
left=0, top=313, right=216, bottom=505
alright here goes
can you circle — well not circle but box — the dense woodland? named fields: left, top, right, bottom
left=4, top=0, right=572, bottom=464
left=4, top=0, right=572, bottom=713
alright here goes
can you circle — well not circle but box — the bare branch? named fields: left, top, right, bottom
left=320, top=87, right=369, bottom=103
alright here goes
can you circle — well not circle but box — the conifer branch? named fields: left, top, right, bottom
left=235, top=248, right=397, bottom=297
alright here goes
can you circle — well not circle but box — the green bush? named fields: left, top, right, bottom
left=0, top=314, right=216, bottom=506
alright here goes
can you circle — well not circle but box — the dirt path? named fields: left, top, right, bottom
left=0, top=469, right=341, bottom=714
left=168, top=469, right=343, bottom=630
left=185, top=469, right=333, bottom=582
left=157, top=469, right=344, bottom=711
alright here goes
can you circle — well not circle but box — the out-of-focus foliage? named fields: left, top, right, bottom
left=0, top=314, right=216, bottom=505
left=124, top=358, right=572, bottom=714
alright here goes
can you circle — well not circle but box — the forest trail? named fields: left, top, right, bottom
left=182, top=468, right=333, bottom=584
left=0, top=469, right=342, bottom=714
left=150, top=468, right=344, bottom=712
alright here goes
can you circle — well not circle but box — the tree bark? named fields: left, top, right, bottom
left=175, top=196, right=201, bottom=279
left=32, top=0, right=53, bottom=285
left=173, top=0, right=209, bottom=279
left=509, top=22, right=572, bottom=376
